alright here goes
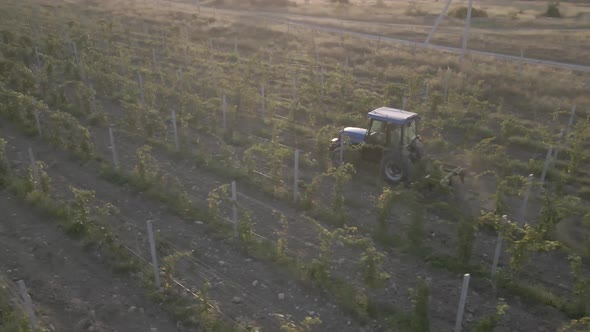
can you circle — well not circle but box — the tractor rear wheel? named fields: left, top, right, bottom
left=382, top=157, right=405, bottom=183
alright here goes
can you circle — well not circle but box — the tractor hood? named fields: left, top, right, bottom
left=341, top=127, right=367, bottom=144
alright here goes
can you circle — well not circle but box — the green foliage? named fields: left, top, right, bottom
left=473, top=300, right=508, bottom=332
left=568, top=254, right=590, bottom=315
left=0, top=138, right=8, bottom=179
left=408, top=204, right=425, bottom=251
left=471, top=137, right=509, bottom=173
left=567, top=118, right=590, bottom=175
left=133, top=145, right=160, bottom=184
left=559, top=317, right=590, bottom=331
left=448, top=6, right=488, bottom=18
left=316, top=125, right=338, bottom=170
left=161, top=251, right=192, bottom=289
left=330, top=163, right=355, bottom=219
left=207, top=184, right=230, bottom=224
left=457, top=216, right=476, bottom=267
left=376, top=187, right=398, bottom=227
left=409, top=277, right=430, bottom=332
left=498, top=275, right=584, bottom=318
left=359, top=245, right=390, bottom=288
left=278, top=315, right=322, bottom=332
left=0, top=282, right=32, bottom=332
left=243, top=133, right=291, bottom=197
left=544, top=2, right=561, bottom=17
left=275, top=212, right=289, bottom=261
left=67, top=186, right=95, bottom=236
left=238, top=209, right=255, bottom=244
left=33, top=161, right=51, bottom=194
left=493, top=175, right=527, bottom=215
left=304, top=217, right=337, bottom=284
left=44, top=111, right=94, bottom=158
left=481, top=213, right=560, bottom=273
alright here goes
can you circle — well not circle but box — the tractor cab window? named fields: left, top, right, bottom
left=388, top=125, right=401, bottom=147
left=367, top=120, right=386, bottom=145
left=402, top=120, right=418, bottom=146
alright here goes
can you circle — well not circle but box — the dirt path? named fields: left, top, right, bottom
left=0, top=189, right=180, bottom=332
left=1, top=124, right=360, bottom=331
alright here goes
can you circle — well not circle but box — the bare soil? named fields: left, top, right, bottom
left=0, top=189, right=180, bottom=332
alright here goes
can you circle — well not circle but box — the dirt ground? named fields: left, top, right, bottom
left=1, top=123, right=361, bottom=331
left=0, top=189, right=180, bottom=332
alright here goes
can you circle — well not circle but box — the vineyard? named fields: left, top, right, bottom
left=1, top=0, right=589, bottom=331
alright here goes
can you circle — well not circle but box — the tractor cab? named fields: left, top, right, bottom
left=330, top=106, right=464, bottom=187
left=330, top=107, right=423, bottom=183
left=362, top=107, right=422, bottom=163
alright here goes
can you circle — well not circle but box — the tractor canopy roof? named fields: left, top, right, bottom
left=368, top=107, right=418, bottom=125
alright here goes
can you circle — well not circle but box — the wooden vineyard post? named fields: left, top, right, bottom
left=17, top=280, right=37, bottom=330
left=339, top=132, right=344, bottom=165
left=72, top=41, right=79, bottom=65
left=491, top=215, right=508, bottom=277
left=314, top=40, right=319, bottom=66
left=108, top=126, right=119, bottom=169
left=138, top=72, right=145, bottom=107
left=551, top=129, right=565, bottom=169
left=402, top=95, right=407, bottom=110
left=461, top=0, right=473, bottom=60
left=27, top=147, right=40, bottom=191
left=443, top=70, right=451, bottom=101
left=320, top=66, right=324, bottom=88
left=177, top=66, right=183, bottom=82
left=34, top=110, right=42, bottom=136
left=454, top=273, right=471, bottom=332
left=425, top=0, right=453, bottom=44
left=294, top=149, right=299, bottom=204
left=208, top=38, right=214, bottom=61
left=90, top=83, right=97, bottom=113
left=34, top=46, right=41, bottom=68
left=424, top=83, right=430, bottom=102
left=146, top=220, right=161, bottom=289
left=231, top=181, right=238, bottom=239
left=222, top=95, right=227, bottom=133
left=292, top=76, right=297, bottom=104
left=261, top=84, right=265, bottom=115
left=171, top=110, right=179, bottom=151
left=540, top=146, right=554, bottom=184
left=519, top=174, right=534, bottom=226
left=491, top=233, right=503, bottom=275
left=567, top=105, right=576, bottom=134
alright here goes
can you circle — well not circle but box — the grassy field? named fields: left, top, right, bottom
left=1, top=0, right=590, bottom=330
left=202, top=0, right=590, bottom=65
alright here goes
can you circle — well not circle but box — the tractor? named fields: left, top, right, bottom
left=329, top=107, right=465, bottom=187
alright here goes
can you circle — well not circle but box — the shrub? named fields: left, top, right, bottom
left=359, top=245, right=390, bottom=288
left=473, top=300, right=508, bottom=332
left=0, top=138, right=7, bottom=178
left=376, top=187, right=398, bottom=227
left=544, top=2, right=561, bottom=18
left=448, top=6, right=488, bottom=19
left=409, top=277, right=430, bottom=332
left=408, top=207, right=425, bottom=251
left=457, top=216, right=476, bottom=266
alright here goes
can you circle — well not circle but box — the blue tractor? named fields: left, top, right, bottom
left=330, top=107, right=464, bottom=186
